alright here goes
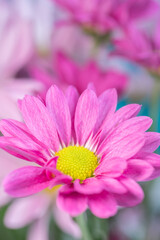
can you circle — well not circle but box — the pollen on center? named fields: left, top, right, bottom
left=55, top=146, right=98, bottom=181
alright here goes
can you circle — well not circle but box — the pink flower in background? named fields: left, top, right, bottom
left=2, top=85, right=160, bottom=218
left=12, top=0, right=56, bottom=55
left=53, top=0, right=158, bottom=33
left=110, top=0, right=159, bottom=27
left=32, top=52, right=128, bottom=97
left=113, top=22, right=160, bottom=70
left=0, top=1, right=33, bottom=79
left=4, top=189, right=81, bottom=240
left=0, top=1, right=43, bottom=120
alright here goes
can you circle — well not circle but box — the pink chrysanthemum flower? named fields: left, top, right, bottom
left=32, top=52, right=128, bottom=98
left=1, top=85, right=160, bottom=218
left=53, top=0, right=158, bottom=33
left=114, top=22, right=160, bottom=71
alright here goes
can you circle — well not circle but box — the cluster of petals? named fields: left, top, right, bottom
left=0, top=150, right=81, bottom=240
left=53, top=0, right=158, bottom=33
left=114, top=22, right=160, bottom=70
left=32, top=52, right=128, bottom=97
left=1, top=85, right=160, bottom=218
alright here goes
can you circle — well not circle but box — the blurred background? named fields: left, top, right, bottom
left=0, top=0, right=160, bottom=239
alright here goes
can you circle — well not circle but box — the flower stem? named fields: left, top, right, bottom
left=75, top=213, right=92, bottom=240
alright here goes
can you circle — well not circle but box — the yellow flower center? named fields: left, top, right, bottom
left=55, top=146, right=98, bottom=181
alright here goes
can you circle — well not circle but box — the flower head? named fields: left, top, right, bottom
left=32, top=52, right=128, bottom=97
left=1, top=85, right=160, bottom=218
left=53, top=0, right=158, bottom=33
left=114, top=22, right=160, bottom=70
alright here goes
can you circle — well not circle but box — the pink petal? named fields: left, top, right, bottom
left=137, top=153, right=160, bottom=180
left=46, top=85, right=71, bottom=146
left=115, top=104, right=141, bottom=120
left=27, top=218, right=49, bottom=240
left=54, top=206, right=82, bottom=238
left=65, top=86, right=79, bottom=120
left=99, top=177, right=127, bottom=194
left=65, top=86, right=79, bottom=140
left=94, top=89, right=117, bottom=134
left=124, top=159, right=154, bottom=181
left=75, top=89, right=98, bottom=145
left=21, top=95, right=59, bottom=151
left=78, top=62, right=99, bottom=93
left=58, top=184, right=75, bottom=194
left=49, top=175, right=72, bottom=188
left=140, top=132, right=160, bottom=153
left=95, top=157, right=127, bottom=177
left=101, top=104, right=141, bottom=138
left=110, top=116, right=152, bottom=135
left=0, top=119, right=27, bottom=137
left=55, top=52, right=78, bottom=85
left=94, top=70, right=128, bottom=96
left=0, top=16, right=33, bottom=78
left=4, top=194, right=49, bottom=228
left=88, top=191, right=117, bottom=218
left=74, top=178, right=104, bottom=194
left=0, top=119, right=46, bottom=150
left=98, top=116, right=151, bottom=158
left=30, top=66, right=54, bottom=91
left=114, top=177, right=144, bottom=207
left=98, top=132, right=145, bottom=160
left=3, top=166, right=52, bottom=197
left=87, top=82, right=96, bottom=92
left=0, top=137, right=46, bottom=166
left=57, top=191, right=87, bottom=217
